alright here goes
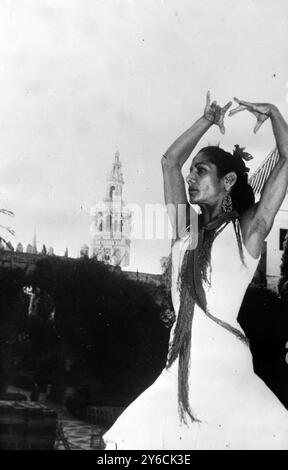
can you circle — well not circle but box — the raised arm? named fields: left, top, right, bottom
left=229, top=99, right=288, bottom=257
left=162, top=92, right=231, bottom=239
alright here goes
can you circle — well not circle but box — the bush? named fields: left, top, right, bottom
left=1, top=257, right=170, bottom=403
left=238, top=285, right=288, bottom=409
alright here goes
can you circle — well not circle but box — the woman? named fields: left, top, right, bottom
left=103, top=93, right=288, bottom=450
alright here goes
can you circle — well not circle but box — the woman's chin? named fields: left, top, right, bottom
left=189, top=194, right=199, bottom=204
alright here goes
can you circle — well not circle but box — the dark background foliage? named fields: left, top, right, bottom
left=238, top=286, right=288, bottom=408
left=0, top=257, right=171, bottom=405
left=1, top=247, right=288, bottom=412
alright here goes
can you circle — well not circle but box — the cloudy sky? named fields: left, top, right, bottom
left=0, top=0, right=287, bottom=272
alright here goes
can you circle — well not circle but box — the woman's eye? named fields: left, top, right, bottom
left=198, top=167, right=206, bottom=174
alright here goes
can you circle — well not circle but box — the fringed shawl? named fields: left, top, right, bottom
left=166, top=210, right=249, bottom=424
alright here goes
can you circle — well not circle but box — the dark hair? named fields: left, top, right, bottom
left=200, top=145, right=255, bottom=215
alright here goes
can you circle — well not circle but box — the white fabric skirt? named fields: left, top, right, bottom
left=103, top=306, right=288, bottom=450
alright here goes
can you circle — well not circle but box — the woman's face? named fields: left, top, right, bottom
left=186, top=152, right=225, bottom=206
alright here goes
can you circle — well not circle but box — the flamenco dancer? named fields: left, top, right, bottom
left=103, top=92, right=288, bottom=450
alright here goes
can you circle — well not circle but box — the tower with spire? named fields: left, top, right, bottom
left=90, top=150, right=132, bottom=267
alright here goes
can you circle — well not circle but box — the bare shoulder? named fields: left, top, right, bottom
left=239, top=203, right=267, bottom=259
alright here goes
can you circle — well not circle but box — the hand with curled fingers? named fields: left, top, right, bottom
left=229, top=98, right=276, bottom=134
left=203, top=91, right=232, bottom=135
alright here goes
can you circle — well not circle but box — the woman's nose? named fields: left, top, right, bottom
left=186, top=171, right=196, bottom=184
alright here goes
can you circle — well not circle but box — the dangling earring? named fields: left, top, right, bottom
left=221, top=192, right=233, bottom=213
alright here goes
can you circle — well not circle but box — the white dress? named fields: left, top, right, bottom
left=103, top=220, right=288, bottom=450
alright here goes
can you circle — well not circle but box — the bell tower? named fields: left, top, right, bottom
left=90, top=150, right=131, bottom=267
left=105, top=149, right=124, bottom=201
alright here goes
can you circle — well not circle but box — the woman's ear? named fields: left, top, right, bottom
left=224, top=172, right=237, bottom=191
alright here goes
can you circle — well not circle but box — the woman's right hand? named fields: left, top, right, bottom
left=228, top=98, right=276, bottom=134
left=204, top=91, right=232, bottom=135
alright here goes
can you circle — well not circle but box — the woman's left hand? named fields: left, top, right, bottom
left=229, top=98, right=276, bottom=134
left=204, top=91, right=232, bottom=135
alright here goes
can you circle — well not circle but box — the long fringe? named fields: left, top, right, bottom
left=166, top=280, right=194, bottom=368
left=233, top=219, right=247, bottom=268
left=178, top=335, right=200, bottom=424
left=166, top=250, right=199, bottom=423
left=166, top=215, right=247, bottom=425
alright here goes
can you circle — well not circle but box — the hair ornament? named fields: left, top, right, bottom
left=233, top=145, right=253, bottom=173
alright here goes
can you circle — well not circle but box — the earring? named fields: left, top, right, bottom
left=221, top=192, right=233, bottom=213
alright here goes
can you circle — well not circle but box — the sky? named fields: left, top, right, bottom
left=0, top=0, right=287, bottom=273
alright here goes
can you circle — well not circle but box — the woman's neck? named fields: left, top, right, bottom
left=199, top=202, right=223, bottom=225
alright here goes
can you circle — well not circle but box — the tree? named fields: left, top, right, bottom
left=0, top=267, right=28, bottom=393
left=42, top=244, right=47, bottom=255
left=0, top=207, right=16, bottom=392
left=25, top=256, right=170, bottom=404
left=26, top=288, right=56, bottom=391
left=0, top=208, right=15, bottom=248
left=160, top=255, right=170, bottom=272
left=0, top=252, right=172, bottom=404
left=238, top=285, right=288, bottom=409
left=279, top=231, right=288, bottom=304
